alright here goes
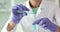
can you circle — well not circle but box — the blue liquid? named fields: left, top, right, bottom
left=33, top=25, right=37, bottom=30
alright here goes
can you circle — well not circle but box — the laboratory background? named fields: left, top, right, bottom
left=0, top=0, right=60, bottom=32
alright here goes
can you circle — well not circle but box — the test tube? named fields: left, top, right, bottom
left=33, top=25, right=38, bottom=32
left=17, top=11, right=28, bottom=16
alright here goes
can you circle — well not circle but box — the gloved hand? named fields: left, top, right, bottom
left=33, top=17, right=58, bottom=32
left=11, top=4, right=29, bottom=24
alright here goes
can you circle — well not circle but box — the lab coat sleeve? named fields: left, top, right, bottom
left=54, top=6, right=60, bottom=27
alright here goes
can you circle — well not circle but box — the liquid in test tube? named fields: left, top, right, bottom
left=33, top=25, right=38, bottom=32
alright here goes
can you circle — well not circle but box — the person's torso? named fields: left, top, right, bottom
left=16, top=0, right=57, bottom=32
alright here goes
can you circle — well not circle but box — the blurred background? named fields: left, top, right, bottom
left=0, top=0, right=60, bottom=32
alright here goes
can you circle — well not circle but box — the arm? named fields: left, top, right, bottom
left=56, top=27, right=60, bottom=32
left=7, top=21, right=16, bottom=31
left=55, top=6, right=60, bottom=32
left=33, top=5, right=60, bottom=32
left=1, top=4, right=29, bottom=32
left=1, top=20, right=16, bottom=32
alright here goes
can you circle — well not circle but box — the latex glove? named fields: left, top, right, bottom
left=33, top=17, right=58, bottom=32
left=11, top=4, right=29, bottom=24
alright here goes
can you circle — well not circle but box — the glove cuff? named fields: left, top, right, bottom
left=50, top=23, right=58, bottom=32
left=11, top=15, right=23, bottom=24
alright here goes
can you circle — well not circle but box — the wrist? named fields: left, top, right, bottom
left=11, top=15, right=22, bottom=24
left=56, top=27, right=60, bottom=32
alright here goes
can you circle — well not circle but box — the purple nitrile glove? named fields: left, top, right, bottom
left=11, top=4, right=29, bottom=24
left=33, top=17, right=58, bottom=32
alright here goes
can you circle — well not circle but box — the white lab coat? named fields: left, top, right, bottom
left=1, top=0, right=60, bottom=32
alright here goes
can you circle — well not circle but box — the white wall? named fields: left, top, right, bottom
left=55, top=0, right=59, bottom=6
